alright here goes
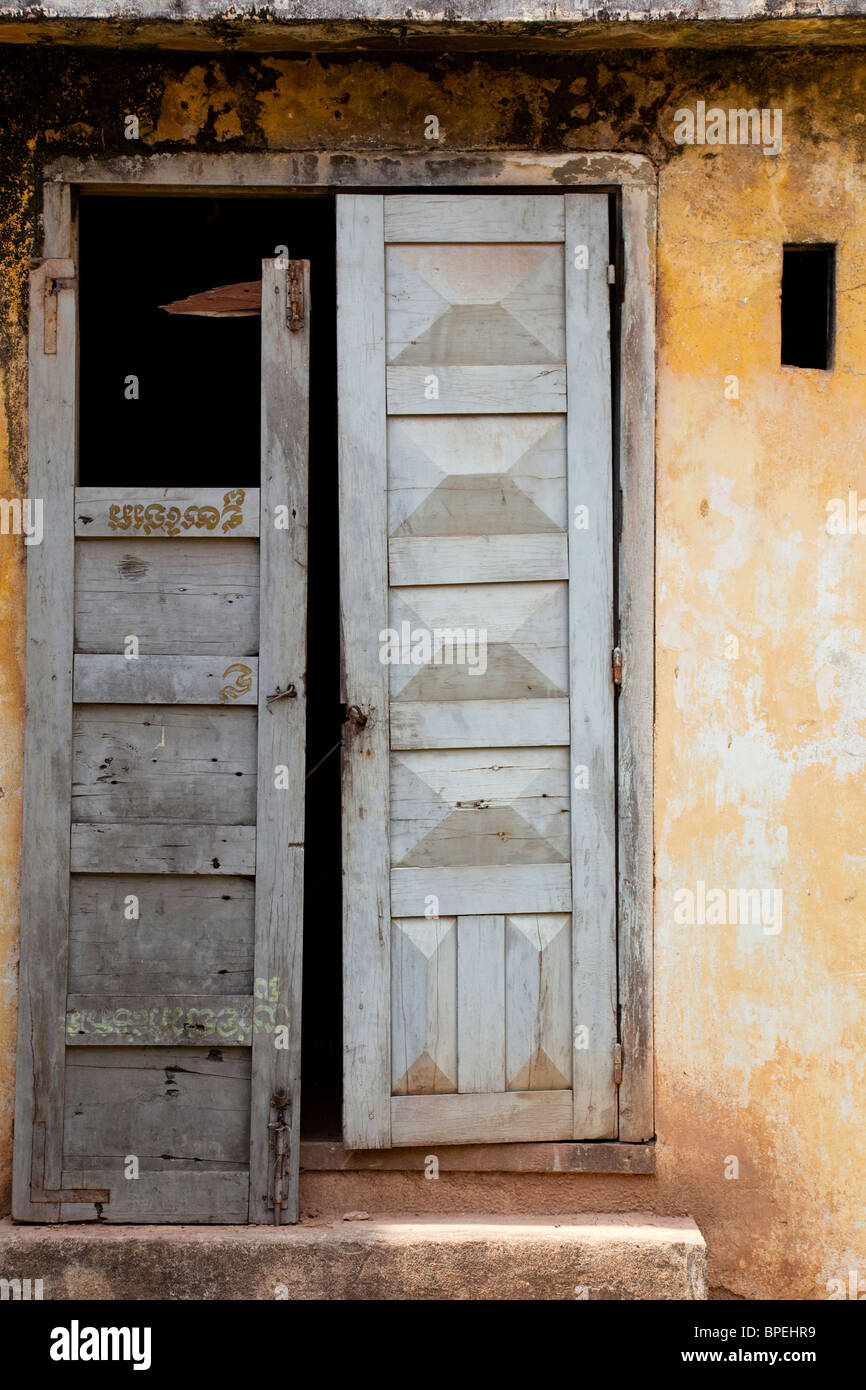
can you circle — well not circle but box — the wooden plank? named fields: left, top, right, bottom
left=300, top=1139, right=656, bottom=1175
left=70, top=824, right=256, bottom=875
left=73, top=655, right=259, bottom=705
left=389, top=534, right=567, bottom=586
left=161, top=281, right=261, bottom=318
left=391, top=917, right=457, bottom=1095
left=566, top=194, right=618, bottom=1140
left=384, top=195, right=565, bottom=244
left=58, top=1171, right=250, bottom=1224
left=391, top=865, right=572, bottom=919
left=69, top=875, right=254, bottom=996
left=71, top=704, right=257, bottom=825
left=74, top=487, right=259, bottom=538
left=338, top=195, right=392, bottom=1150
left=391, top=1090, right=573, bottom=1146
left=66, top=996, right=254, bottom=1046
left=457, top=916, right=505, bottom=1094
left=12, top=258, right=77, bottom=1221
left=63, top=1046, right=250, bottom=1162
left=618, top=185, right=656, bottom=1144
left=505, top=914, right=572, bottom=1091
left=387, top=365, right=566, bottom=415
left=248, top=259, right=310, bottom=1225
left=74, top=538, right=260, bottom=656
left=390, top=699, right=570, bottom=750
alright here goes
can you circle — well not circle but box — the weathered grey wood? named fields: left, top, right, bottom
left=390, top=699, right=570, bottom=751
left=66, top=995, right=254, bottom=1045
left=73, top=654, right=259, bottom=705
left=391, top=1089, right=573, bottom=1146
left=70, top=823, right=256, bottom=875
left=386, top=414, right=567, bottom=538
left=505, top=913, right=572, bottom=1091
left=565, top=194, right=618, bottom=1140
left=385, top=240, right=564, bottom=366
left=74, top=538, right=260, bottom=655
left=12, top=258, right=77, bottom=1221
left=74, top=487, right=259, bottom=538
left=391, top=917, right=457, bottom=1095
left=617, top=185, right=656, bottom=1144
left=300, top=1138, right=656, bottom=1175
left=391, top=864, right=572, bottom=919
left=58, top=1172, right=250, bottom=1224
left=63, top=1046, right=250, bottom=1163
left=69, top=875, right=255, bottom=995
left=457, top=916, right=505, bottom=1094
left=390, top=745, right=570, bottom=869
left=338, top=195, right=392, bottom=1150
left=384, top=195, right=565, bottom=243
left=248, top=259, right=310, bottom=1225
left=387, top=365, right=566, bottom=415
left=388, top=534, right=567, bottom=586
left=71, top=704, right=257, bottom=825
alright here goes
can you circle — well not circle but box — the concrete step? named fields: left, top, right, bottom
left=0, top=1213, right=706, bottom=1300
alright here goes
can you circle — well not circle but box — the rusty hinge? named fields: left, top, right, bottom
left=34, top=259, right=75, bottom=356
left=614, top=1042, right=623, bottom=1086
left=612, top=646, right=623, bottom=688
left=287, top=261, right=304, bottom=333
left=268, top=1093, right=292, bottom=1224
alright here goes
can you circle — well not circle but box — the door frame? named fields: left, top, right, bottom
left=35, top=150, right=656, bottom=1152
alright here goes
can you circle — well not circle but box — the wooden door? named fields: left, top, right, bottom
left=13, top=258, right=309, bottom=1223
left=339, top=194, right=617, bottom=1148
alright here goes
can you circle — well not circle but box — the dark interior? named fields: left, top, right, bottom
left=781, top=243, right=835, bottom=370
left=78, top=193, right=343, bottom=1139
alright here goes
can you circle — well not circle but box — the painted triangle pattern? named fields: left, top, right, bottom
left=391, top=917, right=458, bottom=1095
left=505, top=914, right=572, bottom=1091
left=388, top=582, right=567, bottom=702
left=386, top=243, right=565, bottom=365
left=391, top=749, right=570, bottom=868
left=388, top=415, right=567, bottom=538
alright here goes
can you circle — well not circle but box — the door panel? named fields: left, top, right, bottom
left=339, top=193, right=617, bottom=1148
left=13, top=258, right=309, bottom=1223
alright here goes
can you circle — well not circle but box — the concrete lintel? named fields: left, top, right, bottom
left=4, top=12, right=866, bottom=51
left=0, top=1213, right=707, bottom=1300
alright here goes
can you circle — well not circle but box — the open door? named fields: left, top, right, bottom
left=13, top=257, right=309, bottom=1223
left=339, top=194, right=618, bottom=1149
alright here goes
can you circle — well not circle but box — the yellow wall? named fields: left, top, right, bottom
left=0, top=43, right=864, bottom=1299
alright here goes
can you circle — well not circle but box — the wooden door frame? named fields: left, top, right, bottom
left=36, top=150, right=655, bottom=1155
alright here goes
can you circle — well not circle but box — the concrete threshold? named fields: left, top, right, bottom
left=0, top=1213, right=706, bottom=1300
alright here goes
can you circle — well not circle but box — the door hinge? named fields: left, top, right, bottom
left=607, top=263, right=616, bottom=285
left=34, top=259, right=75, bottom=356
left=614, top=1042, right=623, bottom=1086
left=612, top=646, right=623, bottom=688
left=287, top=261, right=304, bottom=333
